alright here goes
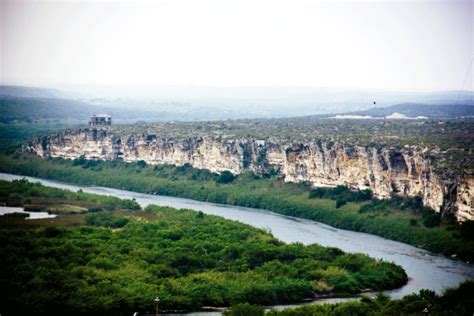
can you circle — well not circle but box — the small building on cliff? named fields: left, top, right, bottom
left=89, top=114, right=112, bottom=127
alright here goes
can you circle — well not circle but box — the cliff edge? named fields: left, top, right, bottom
left=24, top=127, right=473, bottom=221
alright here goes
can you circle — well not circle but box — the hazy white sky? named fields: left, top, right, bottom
left=1, top=0, right=472, bottom=91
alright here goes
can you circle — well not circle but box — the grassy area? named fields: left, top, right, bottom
left=1, top=154, right=473, bottom=261
left=44, top=204, right=88, bottom=214
left=0, top=180, right=407, bottom=314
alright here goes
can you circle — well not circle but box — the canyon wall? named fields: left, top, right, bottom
left=24, top=128, right=473, bottom=221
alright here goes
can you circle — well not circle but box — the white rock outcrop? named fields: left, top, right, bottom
left=24, top=128, right=473, bottom=221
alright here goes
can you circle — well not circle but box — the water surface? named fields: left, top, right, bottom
left=0, top=205, right=56, bottom=219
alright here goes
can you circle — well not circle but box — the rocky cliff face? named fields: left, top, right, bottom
left=24, top=128, right=473, bottom=221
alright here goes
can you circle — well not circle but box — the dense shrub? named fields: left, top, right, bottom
left=85, top=212, right=130, bottom=228
left=216, top=171, right=236, bottom=184
left=460, top=221, right=474, bottom=241
left=358, top=199, right=388, bottom=214
left=336, top=198, right=347, bottom=208
left=0, top=205, right=407, bottom=313
left=310, top=185, right=372, bottom=203
left=225, top=303, right=265, bottom=316
left=2, top=212, right=29, bottom=219
left=423, top=213, right=441, bottom=228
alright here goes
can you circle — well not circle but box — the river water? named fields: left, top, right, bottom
left=1, top=173, right=473, bottom=313
left=0, top=206, right=56, bottom=219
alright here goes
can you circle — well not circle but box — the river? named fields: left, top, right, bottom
left=1, top=173, right=473, bottom=314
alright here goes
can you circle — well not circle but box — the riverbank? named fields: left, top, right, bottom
left=2, top=172, right=474, bottom=299
left=0, top=179, right=407, bottom=314
left=1, top=154, right=473, bottom=261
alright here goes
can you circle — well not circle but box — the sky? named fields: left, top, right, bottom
left=1, top=0, right=472, bottom=92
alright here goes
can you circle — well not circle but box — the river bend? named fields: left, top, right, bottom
left=1, top=172, right=473, bottom=300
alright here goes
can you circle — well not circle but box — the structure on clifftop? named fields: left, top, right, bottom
left=89, top=114, right=112, bottom=127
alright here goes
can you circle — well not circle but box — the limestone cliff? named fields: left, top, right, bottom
left=24, top=128, right=473, bottom=221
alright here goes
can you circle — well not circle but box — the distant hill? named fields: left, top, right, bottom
left=0, top=95, right=109, bottom=124
left=347, top=103, right=474, bottom=118
left=0, top=95, right=177, bottom=124
left=1, top=85, right=473, bottom=123
left=0, top=85, right=64, bottom=99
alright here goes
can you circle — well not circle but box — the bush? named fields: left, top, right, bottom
left=224, top=303, right=265, bottom=316
left=85, top=212, right=130, bottom=228
left=460, top=221, right=474, bottom=241
left=309, top=188, right=325, bottom=199
left=2, top=212, right=29, bottom=219
left=353, top=189, right=373, bottom=202
left=336, top=198, right=347, bottom=208
left=216, top=171, right=236, bottom=184
left=72, top=155, right=87, bottom=166
left=136, top=160, right=147, bottom=168
left=423, top=213, right=441, bottom=228
left=358, top=199, right=388, bottom=214
left=24, top=204, right=47, bottom=212
left=309, top=186, right=372, bottom=203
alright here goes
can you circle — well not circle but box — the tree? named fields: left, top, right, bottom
left=336, top=198, right=347, bottom=208
left=423, top=213, right=441, bottom=228
left=216, top=171, right=236, bottom=184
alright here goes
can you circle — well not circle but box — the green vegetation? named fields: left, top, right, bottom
left=2, top=212, right=30, bottom=219
left=309, top=186, right=373, bottom=203
left=0, top=180, right=407, bottom=314
left=1, top=154, right=473, bottom=261
left=357, top=195, right=455, bottom=231
left=0, top=178, right=140, bottom=213
left=217, top=170, right=237, bottom=184
left=263, top=281, right=474, bottom=316
left=85, top=212, right=131, bottom=228
left=309, top=186, right=372, bottom=209
left=225, top=303, right=265, bottom=316
left=0, top=155, right=469, bottom=259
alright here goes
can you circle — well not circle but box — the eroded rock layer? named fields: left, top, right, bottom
left=24, top=128, right=473, bottom=221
